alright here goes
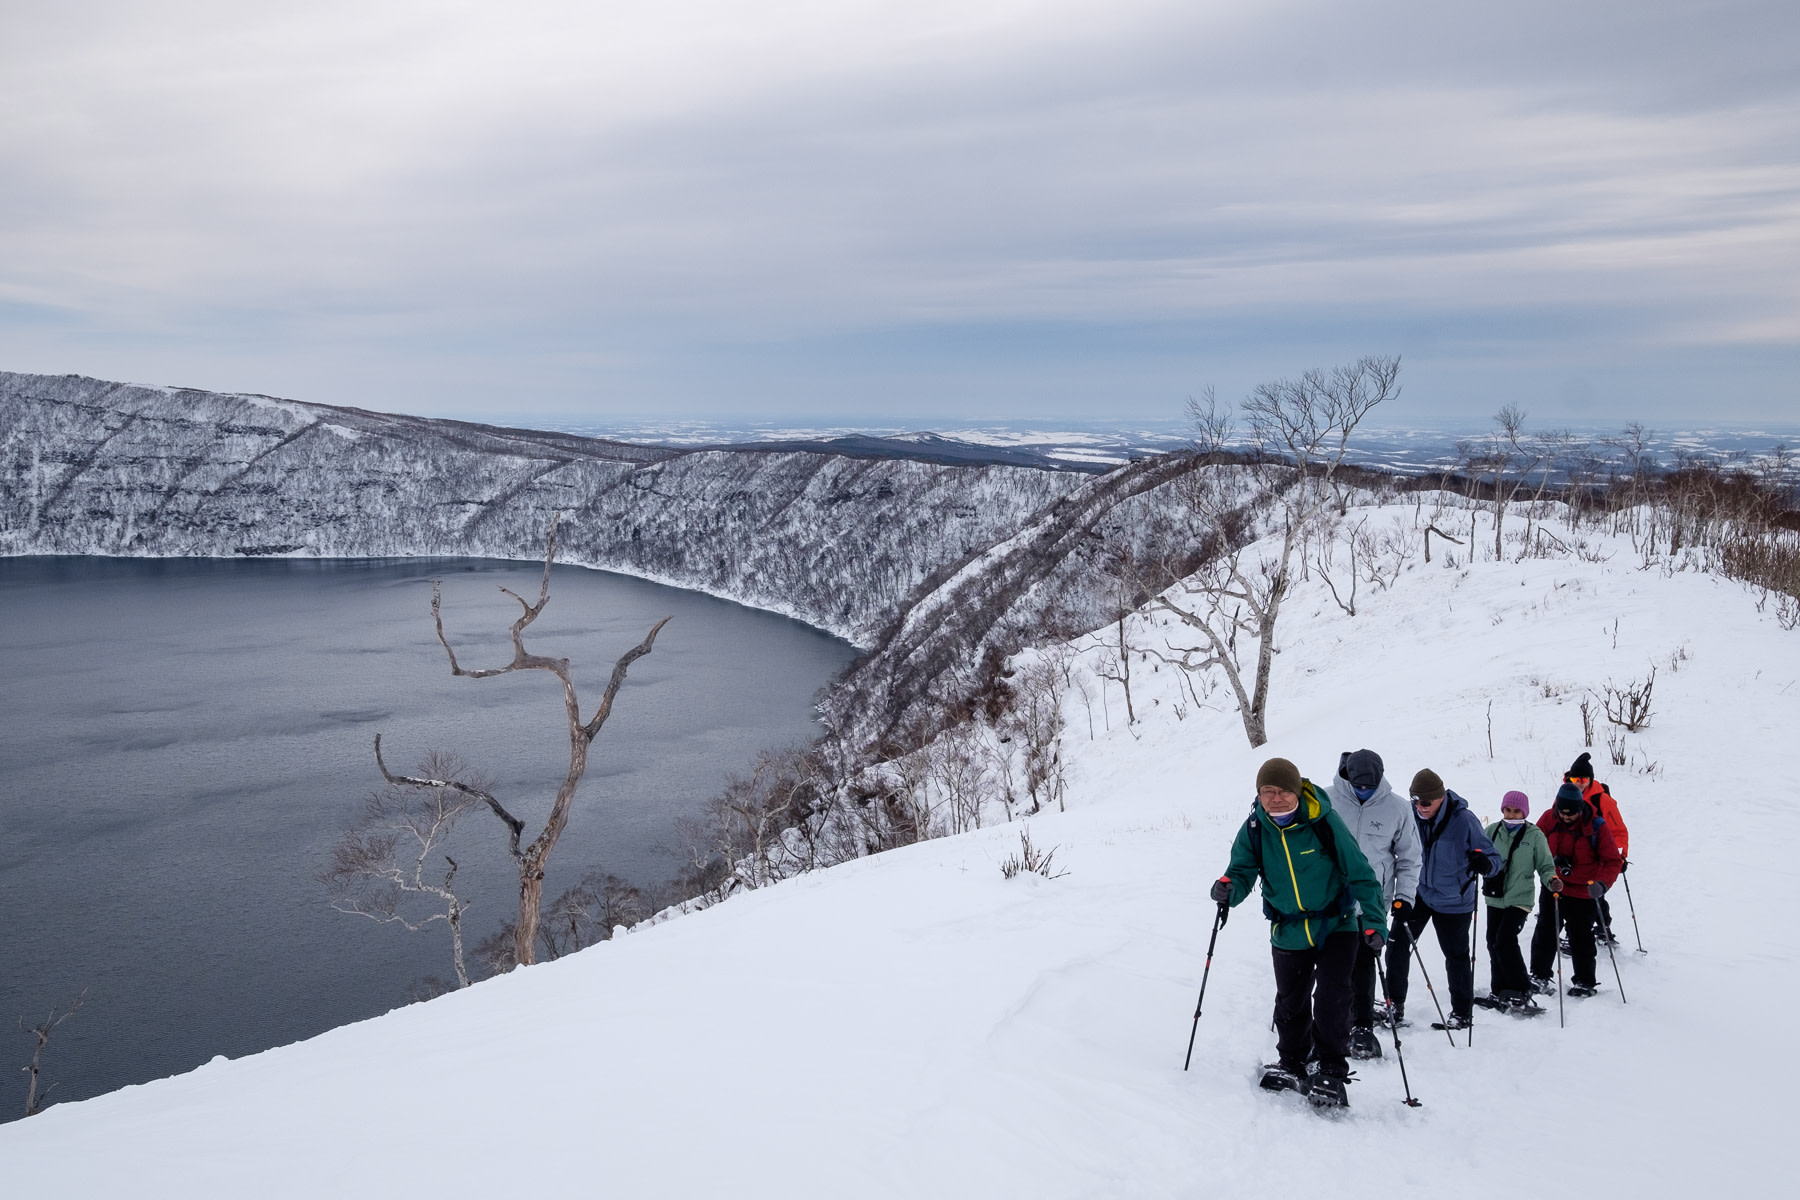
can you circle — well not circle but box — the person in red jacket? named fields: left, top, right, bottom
left=1527, top=783, right=1623, bottom=996
left=1565, top=752, right=1629, bottom=945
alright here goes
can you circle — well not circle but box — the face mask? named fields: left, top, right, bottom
left=1270, top=809, right=1299, bottom=826
left=1352, top=784, right=1378, bottom=801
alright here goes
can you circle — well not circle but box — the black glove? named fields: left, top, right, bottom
left=1210, top=876, right=1233, bottom=905
left=1392, top=898, right=1413, bottom=922
left=1363, top=928, right=1386, bottom=950
left=1589, top=881, right=1607, bottom=900
left=1468, top=849, right=1490, bottom=874
left=1620, top=859, right=1629, bottom=875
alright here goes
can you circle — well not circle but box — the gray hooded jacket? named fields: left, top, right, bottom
left=1326, top=774, right=1423, bottom=911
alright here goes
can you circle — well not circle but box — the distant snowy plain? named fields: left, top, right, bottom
left=4, top=501, right=1791, bottom=1196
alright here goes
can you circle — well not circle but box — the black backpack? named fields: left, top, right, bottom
left=1482, top=821, right=1530, bottom=898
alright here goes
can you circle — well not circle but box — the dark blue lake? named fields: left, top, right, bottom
left=0, top=556, right=855, bottom=1118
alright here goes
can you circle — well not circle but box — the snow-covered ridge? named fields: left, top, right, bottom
left=0, top=372, right=1085, bottom=644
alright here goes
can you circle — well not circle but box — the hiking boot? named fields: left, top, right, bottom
left=1567, top=981, right=1601, bottom=998
left=1348, top=1025, right=1383, bottom=1060
left=1434, top=1012, right=1473, bottom=1031
left=1376, top=1003, right=1406, bottom=1029
left=1529, top=975, right=1557, bottom=997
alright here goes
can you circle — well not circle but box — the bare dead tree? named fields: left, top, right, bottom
left=1092, top=612, right=1138, bottom=725
left=1151, top=356, right=1400, bottom=747
left=321, top=750, right=490, bottom=988
left=19, top=990, right=85, bottom=1117
left=379, top=517, right=670, bottom=969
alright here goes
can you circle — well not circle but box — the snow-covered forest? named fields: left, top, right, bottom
left=0, top=371, right=1088, bottom=645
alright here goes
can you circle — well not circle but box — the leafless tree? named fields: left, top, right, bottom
left=19, top=990, right=85, bottom=1117
left=321, top=750, right=490, bottom=989
left=378, top=517, right=670, bottom=969
left=1150, top=356, right=1400, bottom=747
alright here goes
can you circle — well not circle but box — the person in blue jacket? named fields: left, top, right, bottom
left=1382, top=768, right=1502, bottom=1029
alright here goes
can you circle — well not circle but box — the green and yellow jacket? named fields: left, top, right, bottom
left=1221, top=781, right=1388, bottom=951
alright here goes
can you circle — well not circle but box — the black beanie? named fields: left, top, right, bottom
left=1256, top=757, right=1303, bottom=796
left=1554, top=782, right=1585, bottom=816
left=1409, top=769, right=1445, bottom=802
left=1567, top=752, right=1595, bottom=780
left=1345, top=749, right=1384, bottom=790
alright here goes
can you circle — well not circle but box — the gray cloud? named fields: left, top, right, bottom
left=0, top=0, right=1795, bottom=422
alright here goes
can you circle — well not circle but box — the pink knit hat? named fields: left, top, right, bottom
left=1501, top=790, right=1530, bottom=817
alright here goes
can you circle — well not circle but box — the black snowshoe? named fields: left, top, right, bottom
left=1566, top=981, right=1601, bottom=998
left=1259, top=1062, right=1309, bottom=1095
left=1306, top=1071, right=1351, bottom=1109
left=1376, top=1003, right=1408, bottom=1029
left=1431, top=1012, right=1473, bottom=1031
left=1528, top=975, right=1557, bottom=997
left=1349, top=1025, right=1383, bottom=1060
left=1475, top=992, right=1545, bottom=1017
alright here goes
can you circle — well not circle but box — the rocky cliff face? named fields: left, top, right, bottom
left=0, top=372, right=1087, bottom=645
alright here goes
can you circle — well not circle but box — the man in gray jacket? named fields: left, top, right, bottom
left=1326, top=749, right=1422, bottom=1058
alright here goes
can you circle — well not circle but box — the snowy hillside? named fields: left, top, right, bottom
left=0, top=372, right=1084, bottom=644
left=4, top=503, right=1792, bottom=1195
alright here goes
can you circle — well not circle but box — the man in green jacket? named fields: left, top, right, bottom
left=1210, top=757, right=1389, bottom=1107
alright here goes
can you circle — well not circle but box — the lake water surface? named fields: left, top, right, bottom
left=0, top=557, right=854, bottom=1117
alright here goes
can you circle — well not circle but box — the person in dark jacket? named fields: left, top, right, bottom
left=1564, top=751, right=1630, bottom=945
left=1528, top=783, right=1624, bottom=996
left=1212, top=757, right=1387, bottom=1107
left=1382, top=768, right=1502, bottom=1029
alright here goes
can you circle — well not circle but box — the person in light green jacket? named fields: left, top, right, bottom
left=1480, top=790, right=1561, bottom=1012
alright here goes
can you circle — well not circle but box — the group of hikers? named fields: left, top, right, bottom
left=1206, top=749, right=1629, bottom=1108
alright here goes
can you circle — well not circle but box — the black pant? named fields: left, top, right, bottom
left=1484, top=905, right=1530, bottom=996
left=1530, top=889, right=1598, bottom=987
left=1272, top=931, right=1358, bottom=1077
left=1350, top=930, right=1410, bottom=1026
left=1386, top=900, right=1476, bottom=1019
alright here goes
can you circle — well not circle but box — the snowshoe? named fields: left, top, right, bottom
left=1307, top=1071, right=1351, bottom=1109
left=1566, top=981, right=1601, bottom=998
left=1259, top=1063, right=1309, bottom=1095
left=1349, top=1025, right=1383, bottom=1060
left=1506, top=995, right=1546, bottom=1017
left=1431, top=1012, right=1473, bottom=1031
left=1472, top=993, right=1508, bottom=1012
left=1598, top=931, right=1620, bottom=947
left=1376, top=1004, right=1407, bottom=1029
left=1529, top=975, right=1557, bottom=997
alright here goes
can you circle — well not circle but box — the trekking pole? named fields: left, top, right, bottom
left=1597, top=890, right=1628, bottom=1004
left=1183, top=904, right=1228, bottom=1070
left=1468, top=908, right=1479, bottom=1047
left=1621, top=866, right=1647, bottom=953
left=1553, top=893, right=1565, bottom=1029
left=1410, top=941, right=1458, bottom=1047
left=1373, top=955, right=1422, bottom=1107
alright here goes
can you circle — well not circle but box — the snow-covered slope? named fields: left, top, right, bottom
left=0, top=372, right=1083, bottom=643
left=4, top=506, right=1791, bottom=1195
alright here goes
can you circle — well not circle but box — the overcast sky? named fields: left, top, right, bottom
left=1, top=0, right=1795, bottom=426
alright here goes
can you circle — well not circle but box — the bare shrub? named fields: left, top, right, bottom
left=1601, top=667, right=1656, bottom=732
left=322, top=750, right=488, bottom=989
left=19, top=990, right=85, bottom=1117
left=999, top=826, right=1066, bottom=879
